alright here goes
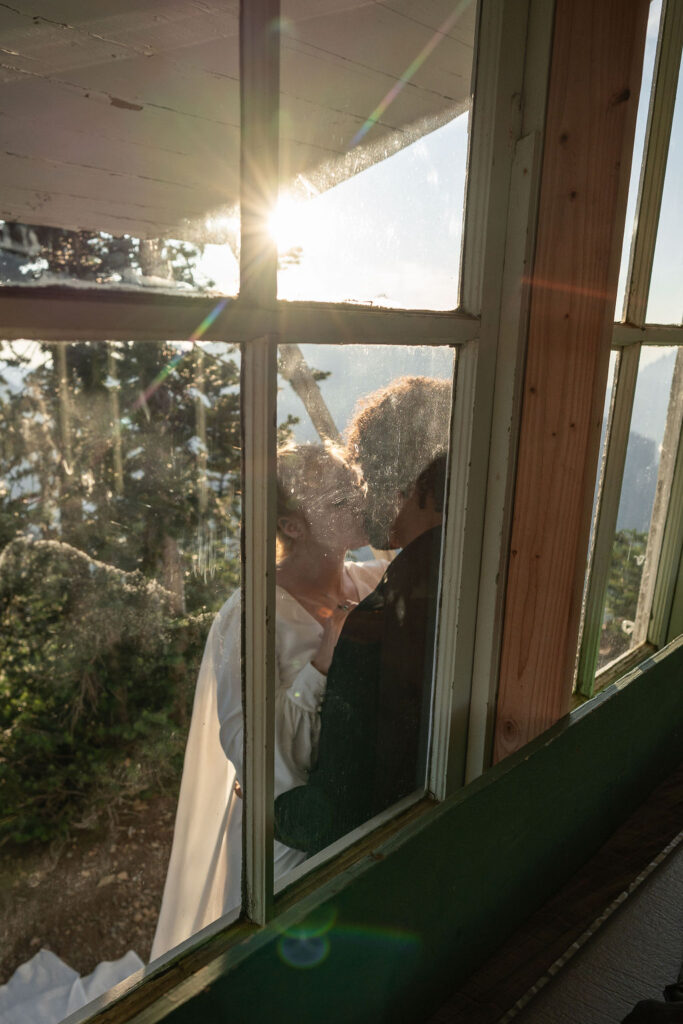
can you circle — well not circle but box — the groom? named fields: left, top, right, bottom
left=274, top=375, right=452, bottom=854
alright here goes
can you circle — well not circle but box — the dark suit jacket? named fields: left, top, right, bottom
left=274, top=525, right=442, bottom=854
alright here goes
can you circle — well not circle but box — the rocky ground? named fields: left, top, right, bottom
left=0, top=793, right=176, bottom=985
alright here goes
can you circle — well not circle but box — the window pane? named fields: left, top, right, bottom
left=0, top=340, right=241, bottom=1007
left=646, top=56, right=683, bottom=324
left=276, top=1, right=476, bottom=309
left=0, top=224, right=239, bottom=297
left=614, top=0, right=662, bottom=320
left=272, top=345, right=455, bottom=872
left=0, top=3, right=240, bottom=296
left=597, top=345, right=679, bottom=670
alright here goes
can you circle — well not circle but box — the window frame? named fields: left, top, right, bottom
left=576, top=0, right=683, bottom=698
left=0, top=0, right=577, bottom=1015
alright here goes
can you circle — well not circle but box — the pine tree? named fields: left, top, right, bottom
left=600, top=528, right=648, bottom=665
left=0, top=339, right=244, bottom=613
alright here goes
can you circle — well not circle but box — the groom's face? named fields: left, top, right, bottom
left=360, top=464, right=406, bottom=550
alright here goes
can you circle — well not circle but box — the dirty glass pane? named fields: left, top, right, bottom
left=0, top=339, right=241, bottom=1005
left=276, top=0, right=476, bottom=309
left=615, top=0, right=662, bottom=320
left=646, top=53, right=683, bottom=324
left=597, top=345, right=680, bottom=669
left=272, top=344, right=455, bottom=876
left=0, top=1, right=240, bottom=296
left=0, top=224, right=239, bottom=297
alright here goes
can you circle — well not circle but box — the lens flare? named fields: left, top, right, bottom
left=132, top=297, right=228, bottom=411
left=277, top=934, right=331, bottom=969
left=275, top=904, right=420, bottom=971
left=350, top=0, right=472, bottom=149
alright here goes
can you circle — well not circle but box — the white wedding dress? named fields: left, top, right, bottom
left=150, top=559, right=385, bottom=961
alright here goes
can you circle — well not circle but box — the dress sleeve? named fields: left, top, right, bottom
left=215, top=593, right=328, bottom=790
left=214, top=593, right=246, bottom=785
left=275, top=661, right=327, bottom=783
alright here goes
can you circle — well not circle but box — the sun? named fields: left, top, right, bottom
left=267, top=194, right=311, bottom=253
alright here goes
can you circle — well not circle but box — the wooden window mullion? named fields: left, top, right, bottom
left=239, top=0, right=280, bottom=925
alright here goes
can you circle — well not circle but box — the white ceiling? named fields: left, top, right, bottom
left=0, top=0, right=475, bottom=239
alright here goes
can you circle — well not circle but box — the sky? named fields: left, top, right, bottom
left=617, top=0, right=682, bottom=325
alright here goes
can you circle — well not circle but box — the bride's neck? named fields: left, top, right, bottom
left=276, top=545, right=348, bottom=601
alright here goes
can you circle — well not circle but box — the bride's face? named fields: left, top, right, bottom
left=301, top=462, right=368, bottom=553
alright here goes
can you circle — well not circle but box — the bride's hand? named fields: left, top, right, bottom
left=311, top=601, right=356, bottom=675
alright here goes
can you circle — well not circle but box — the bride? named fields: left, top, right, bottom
left=150, top=443, right=385, bottom=960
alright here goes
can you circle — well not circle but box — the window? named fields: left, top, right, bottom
left=2, top=0, right=511, bottom=1013
left=2, top=0, right=657, bottom=1019
left=275, top=0, right=475, bottom=308
left=576, top=0, right=683, bottom=698
left=0, top=337, right=242, bottom=991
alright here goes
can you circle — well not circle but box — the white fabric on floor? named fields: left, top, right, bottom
left=0, top=948, right=143, bottom=1024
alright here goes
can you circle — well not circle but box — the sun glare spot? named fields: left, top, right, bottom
left=268, top=195, right=311, bottom=253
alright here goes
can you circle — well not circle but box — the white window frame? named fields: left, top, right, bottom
left=576, top=0, right=683, bottom=698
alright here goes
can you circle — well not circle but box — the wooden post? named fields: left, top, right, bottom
left=493, top=0, right=650, bottom=761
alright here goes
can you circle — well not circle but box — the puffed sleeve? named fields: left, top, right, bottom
left=215, top=592, right=326, bottom=795
left=274, top=660, right=327, bottom=786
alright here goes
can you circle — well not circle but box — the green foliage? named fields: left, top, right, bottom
left=0, top=338, right=242, bottom=613
left=600, top=528, right=648, bottom=665
left=0, top=226, right=321, bottom=850
left=0, top=537, right=211, bottom=844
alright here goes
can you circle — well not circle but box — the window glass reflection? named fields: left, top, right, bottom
left=0, top=339, right=240, bottom=1008
left=597, top=346, right=680, bottom=669
left=614, top=0, right=662, bottom=320
left=273, top=345, right=455, bottom=861
left=646, top=54, right=683, bottom=324
left=0, top=223, right=239, bottom=296
left=0, top=1, right=241, bottom=296
left=277, top=0, right=476, bottom=309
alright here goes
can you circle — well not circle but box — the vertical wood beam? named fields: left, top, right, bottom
left=239, top=0, right=280, bottom=923
left=241, top=336, right=277, bottom=924
left=494, top=0, right=650, bottom=761
left=240, top=0, right=279, bottom=304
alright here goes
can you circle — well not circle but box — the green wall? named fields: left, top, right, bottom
left=158, top=642, right=682, bottom=1024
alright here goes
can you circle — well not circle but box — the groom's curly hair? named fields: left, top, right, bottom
left=345, top=376, right=452, bottom=544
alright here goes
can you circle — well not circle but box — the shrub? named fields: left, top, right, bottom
left=0, top=537, right=212, bottom=844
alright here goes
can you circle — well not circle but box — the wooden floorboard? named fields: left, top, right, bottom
left=427, top=760, right=683, bottom=1024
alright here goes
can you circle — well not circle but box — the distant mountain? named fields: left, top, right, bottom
left=617, top=430, right=658, bottom=532
left=615, top=348, right=678, bottom=532
left=630, top=348, right=677, bottom=443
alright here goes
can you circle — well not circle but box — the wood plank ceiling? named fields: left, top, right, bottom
left=0, top=0, right=475, bottom=239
